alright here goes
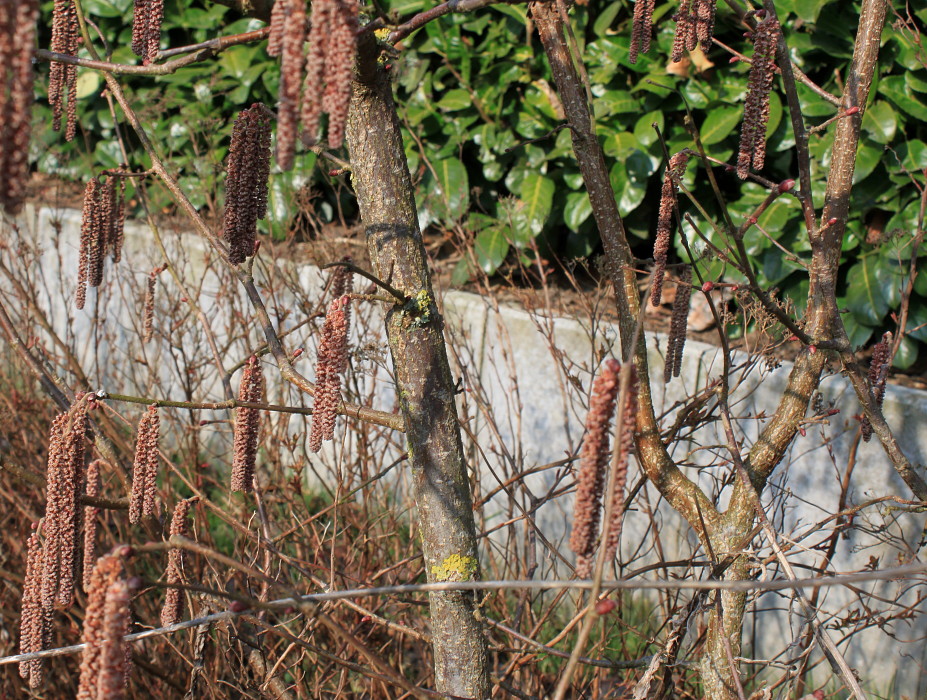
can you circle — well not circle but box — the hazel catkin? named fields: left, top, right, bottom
left=231, top=357, right=264, bottom=492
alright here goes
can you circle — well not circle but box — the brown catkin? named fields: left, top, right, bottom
left=737, top=15, right=779, bottom=179
left=231, top=358, right=264, bottom=492
left=694, top=0, right=717, bottom=48
left=142, top=272, right=157, bottom=343
left=277, top=0, right=307, bottom=171
left=861, top=331, right=892, bottom=442
left=571, top=359, right=621, bottom=578
left=76, top=554, right=126, bottom=700
left=602, top=365, right=639, bottom=567
left=651, top=152, right=690, bottom=307
left=77, top=179, right=103, bottom=309
left=19, top=527, right=45, bottom=687
left=224, top=104, right=273, bottom=264
left=49, top=0, right=80, bottom=140
left=132, top=0, right=164, bottom=63
left=82, top=460, right=104, bottom=592
left=320, top=0, right=358, bottom=148
left=0, top=0, right=39, bottom=215
left=97, top=580, right=131, bottom=699
left=110, top=175, right=127, bottom=263
left=301, top=0, right=332, bottom=145
left=160, top=498, right=194, bottom=625
left=129, top=406, right=160, bottom=523
left=664, top=265, right=692, bottom=382
left=671, top=2, right=692, bottom=63
left=309, top=296, right=349, bottom=452
left=267, top=0, right=286, bottom=56
left=629, top=0, right=655, bottom=64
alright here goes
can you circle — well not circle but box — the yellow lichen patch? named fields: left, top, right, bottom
left=431, top=553, right=478, bottom=582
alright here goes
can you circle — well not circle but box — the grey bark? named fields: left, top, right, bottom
left=345, top=35, right=490, bottom=699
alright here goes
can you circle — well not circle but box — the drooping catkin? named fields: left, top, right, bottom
left=671, top=0, right=699, bottom=63
left=309, top=296, right=350, bottom=452
left=571, top=359, right=621, bottom=579
left=0, top=0, right=39, bottom=215
left=737, top=14, right=779, bottom=179
left=664, top=265, right=692, bottom=382
left=320, top=0, right=359, bottom=149
left=129, top=405, right=160, bottom=523
left=602, top=365, right=639, bottom=568
left=77, top=179, right=101, bottom=309
left=224, top=104, right=273, bottom=264
left=142, top=271, right=157, bottom=344
left=40, top=398, right=89, bottom=611
left=267, top=0, right=286, bottom=56
left=629, top=0, right=654, bottom=64
left=49, top=0, right=80, bottom=141
left=231, top=357, right=264, bottom=492
left=300, top=0, right=332, bottom=145
left=132, top=0, right=164, bottom=63
left=694, top=0, right=717, bottom=48
left=76, top=554, right=127, bottom=700
left=861, top=331, right=892, bottom=442
left=19, top=527, right=46, bottom=688
left=651, top=152, right=690, bottom=307
left=82, top=459, right=104, bottom=592
left=160, top=498, right=194, bottom=626
left=276, top=0, right=308, bottom=171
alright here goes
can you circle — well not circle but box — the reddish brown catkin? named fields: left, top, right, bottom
left=671, top=0, right=694, bottom=63
left=321, top=0, right=358, bottom=149
left=629, top=0, right=655, bottom=64
left=861, top=331, right=892, bottom=442
left=694, top=0, right=717, bottom=49
left=49, top=0, right=80, bottom=140
left=0, top=0, right=39, bottom=215
left=267, top=0, right=286, bottom=56
left=40, top=399, right=89, bottom=611
left=109, top=174, right=127, bottom=263
left=309, top=296, right=349, bottom=452
left=76, top=554, right=126, bottom=700
left=97, top=580, right=131, bottom=699
left=570, top=359, right=621, bottom=579
left=737, top=14, right=779, bottom=179
left=77, top=179, right=102, bottom=309
left=161, top=498, right=194, bottom=625
left=664, top=264, right=693, bottom=382
left=129, top=405, right=160, bottom=523
left=277, top=0, right=307, bottom=170
left=82, top=459, right=104, bottom=592
left=132, top=0, right=164, bottom=63
left=231, top=357, right=264, bottom=492
left=224, top=104, right=273, bottom=264
left=301, top=0, right=332, bottom=145
left=142, top=271, right=157, bottom=343
left=19, top=527, right=45, bottom=688
left=602, top=365, right=639, bottom=567
left=651, top=152, right=690, bottom=307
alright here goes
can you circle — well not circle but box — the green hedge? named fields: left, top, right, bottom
left=32, top=0, right=927, bottom=366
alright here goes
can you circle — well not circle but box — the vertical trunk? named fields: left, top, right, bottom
left=699, top=548, right=749, bottom=700
left=345, top=36, right=490, bottom=698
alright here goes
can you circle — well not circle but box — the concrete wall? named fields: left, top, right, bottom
left=3, top=205, right=925, bottom=697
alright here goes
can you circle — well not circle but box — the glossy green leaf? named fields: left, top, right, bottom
left=424, top=157, right=469, bottom=223
left=564, top=191, right=592, bottom=232
left=892, top=335, right=918, bottom=370
left=862, top=101, right=897, bottom=144
left=846, top=257, right=889, bottom=326
left=474, top=226, right=509, bottom=273
left=700, top=106, right=743, bottom=146
left=518, top=173, right=555, bottom=238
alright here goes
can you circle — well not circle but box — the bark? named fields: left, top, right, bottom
left=346, top=35, right=490, bottom=698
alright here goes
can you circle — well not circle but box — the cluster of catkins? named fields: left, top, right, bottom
left=664, top=265, right=692, bottom=382
left=76, top=174, right=127, bottom=310
left=650, top=151, right=691, bottom=307
left=0, top=0, right=39, bottom=215
left=630, top=0, right=716, bottom=64
left=20, top=396, right=97, bottom=687
left=737, top=12, right=780, bottom=179
left=861, top=331, right=892, bottom=442
left=76, top=553, right=133, bottom=700
left=269, top=0, right=359, bottom=168
left=224, top=105, right=273, bottom=265
left=309, top=263, right=353, bottom=452
left=49, top=0, right=79, bottom=141
left=231, top=357, right=265, bottom=492
left=131, top=0, right=164, bottom=64
left=129, top=405, right=160, bottom=523
left=570, top=360, right=639, bottom=579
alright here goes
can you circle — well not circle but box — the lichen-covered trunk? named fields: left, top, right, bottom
left=345, top=37, right=490, bottom=699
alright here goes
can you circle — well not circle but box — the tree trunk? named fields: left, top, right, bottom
left=345, top=36, right=490, bottom=699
